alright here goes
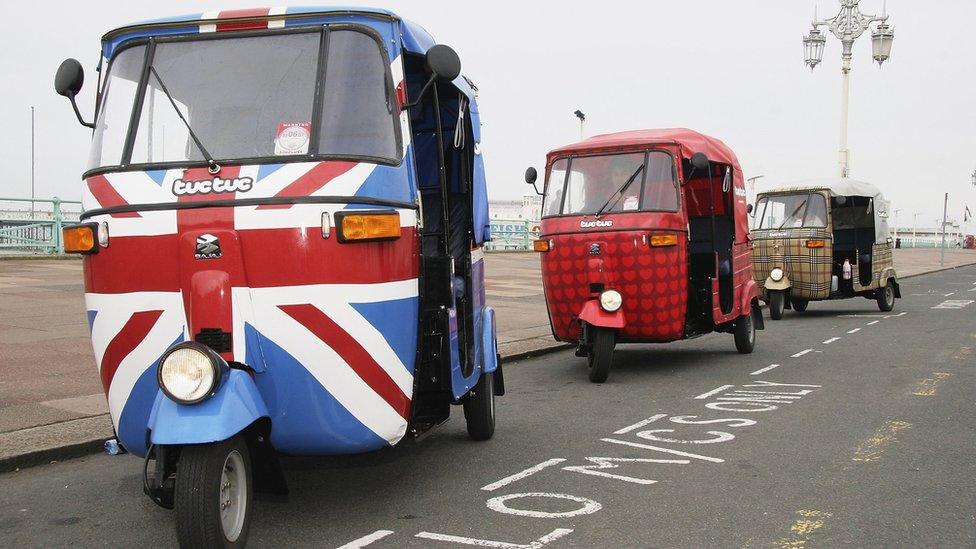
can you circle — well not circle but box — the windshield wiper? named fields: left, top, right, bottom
left=777, top=199, right=807, bottom=230
left=149, top=66, right=221, bottom=174
left=596, top=164, right=644, bottom=217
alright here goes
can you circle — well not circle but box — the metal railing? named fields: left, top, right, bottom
left=486, top=220, right=540, bottom=251
left=0, top=197, right=83, bottom=254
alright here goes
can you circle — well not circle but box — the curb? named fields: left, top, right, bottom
left=899, top=260, right=976, bottom=279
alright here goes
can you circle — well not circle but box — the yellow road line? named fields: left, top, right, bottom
left=852, top=420, right=912, bottom=462
left=911, top=372, right=952, bottom=396
left=777, top=509, right=833, bottom=548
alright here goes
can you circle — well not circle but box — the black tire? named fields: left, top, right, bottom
left=734, top=307, right=757, bottom=354
left=876, top=280, right=895, bottom=312
left=791, top=298, right=809, bottom=312
left=464, top=371, right=495, bottom=441
left=175, top=435, right=252, bottom=549
left=768, top=290, right=785, bottom=320
left=587, top=327, right=615, bottom=383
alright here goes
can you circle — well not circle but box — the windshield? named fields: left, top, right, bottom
left=90, top=27, right=398, bottom=171
left=755, top=192, right=827, bottom=229
left=542, top=151, right=677, bottom=217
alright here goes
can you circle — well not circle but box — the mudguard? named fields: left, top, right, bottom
left=482, top=306, right=499, bottom=374
left=880, top=269, right=901, bottom=297
left=579, top=300, right=626, bottom=329
left=763, top=274, right=792, bottom=291
left=149, top=369, right=270, bottom=445
left=738, top=279, right=764, bottom=329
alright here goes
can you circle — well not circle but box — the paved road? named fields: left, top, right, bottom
left=1, top=267, right=974, bottom=548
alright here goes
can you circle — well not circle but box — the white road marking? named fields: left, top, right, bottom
left=866, top=320, right=880, bottom=325
left=823, top=337, right=841, bottom=344
left=945, top=292, right=955, bottom=297
left=601, top=438, right=724, bottom=463
left=562, top=457, right=688, bottom=485
left=613, top=414, right=667, bottom=435
left=932, top=299, right=974, bottom=309
left=416, top=528, right=574, bottom=548
left=883, top=312, right=907, bottom=318
left=750, top=364, right=780, bottom=375
left=694, top=385, right=734, bottom=400
left=337, top=530, right=395, bottom=549
left=847, top=328, right=861, bottom=334
left=791, top=349, right=813, bottom=358
left=486, top=493, right=602, bottom=518
left=968, top=287, right=976, bottom=292
left=481, top=459, right=567, bottom=491
left=837, top=314, right=887, bottom=318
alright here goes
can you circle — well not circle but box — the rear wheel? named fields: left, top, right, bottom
left=734, top=307, right=757, bottom=354
left=175, top=435, right=252, bottom=549
left=768, top=290, right=785, bottom=320
left=791, top=298, right=809, bottom=312
left=876, top=280, right=895, bottom=312
left=464, top=371, right=495, bottom=441
left=587, top=327, right=615, bottom=383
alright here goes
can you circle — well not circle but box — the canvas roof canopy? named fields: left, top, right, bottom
left=548, top=128, right=741, bottom=170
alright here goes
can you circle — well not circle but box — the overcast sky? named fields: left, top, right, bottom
left=2, top=1, right=974, bottom=228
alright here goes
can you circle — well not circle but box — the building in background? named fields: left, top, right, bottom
left=487, top=194, right=541, bottom=251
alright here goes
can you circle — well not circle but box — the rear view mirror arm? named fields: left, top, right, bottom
left=69, top=95, right=95, bottom=129
left=402, top=74, right=435, bottom=110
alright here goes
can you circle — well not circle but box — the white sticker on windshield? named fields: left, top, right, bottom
left=623, top=195, right=639, bottom=211
left=274, top=122, right=311, bottom=155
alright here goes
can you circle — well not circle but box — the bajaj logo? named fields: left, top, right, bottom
left=195, top=234, right=221, bottom=259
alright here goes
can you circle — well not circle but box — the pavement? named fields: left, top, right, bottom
left=1, top=264, right=974, bottom=547
left=0, top=248, right=973, bottom=472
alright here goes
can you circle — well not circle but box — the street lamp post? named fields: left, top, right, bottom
left=574, top=110, right=586, bottom=141
left=803, top=0, right=894, bottom=178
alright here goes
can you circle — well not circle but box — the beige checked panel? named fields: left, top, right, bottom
left=852, top=242, right=894, bottom=292
left=751, top=228, right=833, bottom=300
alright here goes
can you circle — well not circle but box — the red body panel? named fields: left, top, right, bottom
left=578, top=299, right=626, bottom=329
left=541, top=217, right=688, bottom=344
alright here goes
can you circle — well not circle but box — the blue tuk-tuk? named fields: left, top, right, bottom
left=55, top=7, right=500, bottom=546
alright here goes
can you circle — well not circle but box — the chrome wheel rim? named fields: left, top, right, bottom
left=219, top=450, right=247, bottom=542
left=886, top=285, right=894, bottom=305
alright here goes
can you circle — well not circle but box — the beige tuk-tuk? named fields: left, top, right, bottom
left=751, top=179, right=900, bottom=319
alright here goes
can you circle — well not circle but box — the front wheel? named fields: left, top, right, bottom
left=734, top=307, right=757, bottom=354
left=768, top=290, right=785, bottom=320
left=587, top=327, right=616, bottom=383
left=175, top=435, right=252, bottom=549
left=791, top=298, right=809, bottom=312
left=464, top=371, right=495, bottom=441
left=876, top=280, right=895, bottom=312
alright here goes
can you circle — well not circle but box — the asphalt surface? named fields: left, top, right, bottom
left=1, top=267, right=974, bottom=548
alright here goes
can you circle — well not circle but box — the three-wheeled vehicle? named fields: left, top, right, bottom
left=751, top=179, right=900, bottom=318
left=55, top=7, right=500, bottom=546
left=526, top=129, right=763, bottom=383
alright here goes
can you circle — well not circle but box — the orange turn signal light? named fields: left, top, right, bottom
left=336, top=211, right=401, bottom=243
left=805, top=239, right=826, bottom=249
left=649, top=234, right=679, bottom=247
left=62, top=223, right=98, bottom=254
left=533, top=239, right=551, bottom=252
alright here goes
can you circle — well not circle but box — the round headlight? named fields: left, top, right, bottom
left=599, top=289, right=623, bottom=312
left=770, top=268, right=784, bottom=282
left=158, top=344, right=221, bottom=404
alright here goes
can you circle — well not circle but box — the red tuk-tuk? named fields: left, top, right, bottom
left=526, top=129, right=763, bottom=382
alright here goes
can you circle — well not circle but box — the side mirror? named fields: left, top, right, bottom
left=747, top=203, right=754, bottom=215
left=525, top=167, right=542, bottom=196
left=426, top=44, right=462, bottom=82
left=690, top=152, right=710, bottom=171
left=55, top=58, right=94, bottom=128
left=403, top=44, right=462, bottom=110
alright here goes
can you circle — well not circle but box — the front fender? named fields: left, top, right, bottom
left=149, top=369, right=269, bottom=446
left=579, top=300, right=626, bottom=329
left=764, top=275, right=792, bottom=291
